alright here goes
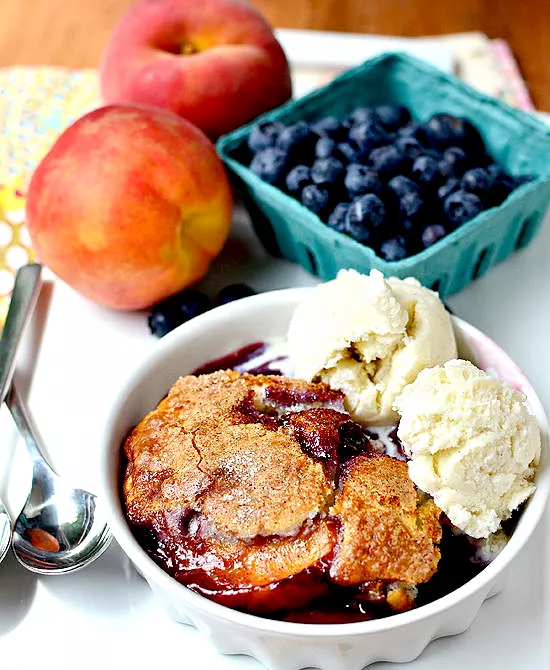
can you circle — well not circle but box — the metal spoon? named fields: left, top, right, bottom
left=0, top=263, right=43, bottom=564
left=6, top=384, right=113, bottom=574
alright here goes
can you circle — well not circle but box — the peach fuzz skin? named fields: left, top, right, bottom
left=26, top=104, right=233, bottom=311
left=99, top=0, right=292, bottom=139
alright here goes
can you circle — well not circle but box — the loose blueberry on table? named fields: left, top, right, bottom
left=245, top=107, right=535, bottom=260
left=215, top=283, right=257, bottom=306
left=148, top=288, right=212, bottom=338
left=148, top=283, right=256, bottom=337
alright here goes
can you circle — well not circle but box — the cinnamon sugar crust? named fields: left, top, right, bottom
left=330, top=454, right=442, bottom=585
left=124, top=370, right=336, bottom=539
left=122, top=369, right=442, bottom=615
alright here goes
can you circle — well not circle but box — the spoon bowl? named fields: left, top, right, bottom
left=7, top=385, right=112, bottom=574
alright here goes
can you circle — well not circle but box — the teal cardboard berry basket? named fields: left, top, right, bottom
left=216, top=52, right=550, bottom=297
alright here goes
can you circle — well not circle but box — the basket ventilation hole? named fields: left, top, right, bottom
left=472, top=247, right=493, bottom=279
left=302, top=246, right=318, bottom=275
left=515, top=215, right=539, bottom=250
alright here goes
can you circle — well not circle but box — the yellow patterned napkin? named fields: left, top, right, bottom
left=0, top=66, right=101, bottom=326
left=0, top=181, right=31, bottom=325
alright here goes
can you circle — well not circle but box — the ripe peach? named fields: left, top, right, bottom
left=99, top=0, right=292, bottom=139
left=26, top=104, right=233, bottom=310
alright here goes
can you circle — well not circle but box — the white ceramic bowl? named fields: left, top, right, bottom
left=99, top=288, right=550, bottom=670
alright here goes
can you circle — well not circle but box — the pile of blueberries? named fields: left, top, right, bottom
left=244, top=107, right=534, bottom=261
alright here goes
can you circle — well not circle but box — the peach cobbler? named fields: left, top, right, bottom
left=122, top=368, right=456, bottom=622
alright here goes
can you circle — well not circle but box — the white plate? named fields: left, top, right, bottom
left=0, top=204, right=549, bottom=670
left=275, top=28, right=454, bottom=71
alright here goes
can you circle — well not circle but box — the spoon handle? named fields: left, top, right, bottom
left=0, top=263, right=42, bottom=405
left=5, top=384, right=57, bottom=477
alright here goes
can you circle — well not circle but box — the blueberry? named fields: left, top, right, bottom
left=147, top=311, right=180, bottom=339
left=462, top=167, right=493, bottom=197
left=348, top=121, right=389, bottom=154
left=345, top=194, right=386, bottom=243
left=335, top=142, right=361, bottom=163
left=285, top=165, right=311, bottom=198
left=398, top=189, right=425, bottom=221
left=476, top=173, right=529, bottom=209
left=347, top=107, right=378, bottom=126
left=444, top=190, right=483, bottom=227
left=369, top=144, right=404, bottom=180
left=249, top=147, right=288, bottom=186
left=421, top=223, right=447, bottom=248
left=420, top=115, right=455, bottom=151
left=326, top=203, right=350, bottom=233
left=437, top=178, right=460, bottom=201
left=344, top=163, right=382, bottom=198
left=301, top=184, right=332, bottom=217
left=276, top=121, right=309, bottom=151
left=411, top=154, right=443, bottom=189
left=486, top=163, right=504, bottom=181
left=438, top=159, right=456, bottom=181
left=374, top=105, right=411, bottom=132
left=386, top=176, right=425, bottom=223
left=387, top=175, right=419, bottom=198
left=311, top=116, right=341, bottom=138
left=423, top=114, right=485, bottom=155
left=378, top=235, right=409, bottom=261
left=394, top=136, right=423, bottom=160
left=485, top=166, right=516, bottom=207
left=315, top=136, right=337, bottom=160
left=148, top=288, right=211, bottom=338
left=215, top=283, right=256, bottom=306
left=311, top=157, right=346, bottom=185
left=247, top=121, right=283, bottom=153
left=276, top=121, right=318, bottom=161
left=441, top=147, right=469, bottom=177
left=398, top=121, right=424, bottom=142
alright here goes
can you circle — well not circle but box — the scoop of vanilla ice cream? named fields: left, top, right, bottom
left=287, top=269, right=457, bottom=425
left=394, top=359, right=541, bottom=538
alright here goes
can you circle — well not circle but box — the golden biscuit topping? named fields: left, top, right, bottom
left=122, top=370, right=442, bottom=617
